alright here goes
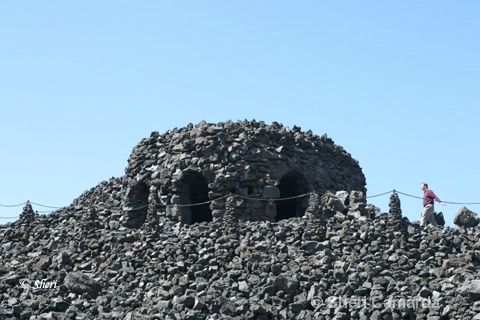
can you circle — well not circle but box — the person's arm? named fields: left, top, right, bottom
left=430, top=190, right=445, bottom=206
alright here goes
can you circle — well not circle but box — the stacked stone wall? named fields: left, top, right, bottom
left=123, top=120, right=366, bottom=227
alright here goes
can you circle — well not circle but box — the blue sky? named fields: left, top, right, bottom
left=1, top=1, right=479, bottom=226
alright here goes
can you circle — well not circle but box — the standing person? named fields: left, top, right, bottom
left=420, top=182, right=445, bottom=227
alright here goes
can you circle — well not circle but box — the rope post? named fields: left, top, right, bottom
left=223, top=193, right=239, bottom=237
left=305, top=191, right=321, bottom=220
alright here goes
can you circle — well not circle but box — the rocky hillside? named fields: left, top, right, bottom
left=2, top=192, right=480, bottom=320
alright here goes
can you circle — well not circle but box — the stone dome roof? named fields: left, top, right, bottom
left=123, top=120, right=366, bottom=227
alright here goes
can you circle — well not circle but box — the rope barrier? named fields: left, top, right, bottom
left=29, top=201, right=62, bottom=209
left=366, top=190, right=394, bottom=199
left=395, top=191, right=423, bottom=200
left=0, top=202, right=27, bottom=208
left=1, top=189, right=479, bottom=220
left=163, top=194, right=231, bottom=208
left=234, top=192, right=312, bottom=202
left=124, top=204, right=151, bottom=212
left=0, top=200, right=62, bottom=219
left=395, top=190, right=480, bottom=205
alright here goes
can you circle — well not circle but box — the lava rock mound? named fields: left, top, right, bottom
left=2, top=120, right=480, bottom=319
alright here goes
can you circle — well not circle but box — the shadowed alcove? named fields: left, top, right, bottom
left=276, top=171, right=309, bottom=220
left=181, top=171, right=212, bottom=224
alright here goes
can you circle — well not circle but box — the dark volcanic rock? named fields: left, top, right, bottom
left=121, top=120, right=366, bottom=227
left=454, top=206, right=480, bottom=228
left=434, top=211, right=446, bottom=226
left=2, top=120, right=480, bottom=320
left=64, top=272, right=102, bottom=298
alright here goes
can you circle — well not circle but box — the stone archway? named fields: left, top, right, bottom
left=276, top=171, right=309, bottom=220
left=180, top=171, right=212, bottom=224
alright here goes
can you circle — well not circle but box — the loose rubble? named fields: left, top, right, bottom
left=1, top=120, right=480, bottom=319
left=2, top=194, right=480, bottom=320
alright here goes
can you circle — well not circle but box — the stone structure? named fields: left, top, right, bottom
left=123, top=120, right=366, bottom=227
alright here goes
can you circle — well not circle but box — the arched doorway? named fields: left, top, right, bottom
left=276, top=171, right=309, bottom=220
left=180, top=171, right=212, bottom=224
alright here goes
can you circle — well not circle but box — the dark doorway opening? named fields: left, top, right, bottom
left=276, top=171, right=309, bottom=220
left=182, top=171, right=212, bottom=224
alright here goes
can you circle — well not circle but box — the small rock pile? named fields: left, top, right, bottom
left=2, top=192, right=480, bottom=320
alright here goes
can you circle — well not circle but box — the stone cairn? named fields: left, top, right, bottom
left=18, top=201, right=37, bottom=224
left=388, top=192, right=402, bottom=217
left=2, top=120, right=480, bottom=319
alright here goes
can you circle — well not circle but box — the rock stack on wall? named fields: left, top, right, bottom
left=122, top=120, right=366, bottom=228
